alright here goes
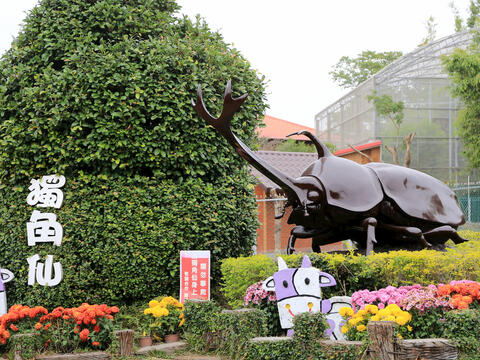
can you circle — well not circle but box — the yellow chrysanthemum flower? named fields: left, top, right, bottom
left=407, top=325, right=412, bottom=332
left=149, top=300, right=160, bottom=308
left=341, top=326, right=348, bottom=334
left=356, top=309, right=367, bottom=318
left=365, top=304, right=378, bottom=314
left=348, top=318, right=358, bottom=326
left=395, top=317, right=408, bottom=326
left=384, top=315, right=396, bottom=322
left=377, top=309, right=390, bottom=318
left=357, top=324, right=366, bottom=332
left=339, top=307, right=354, bottom=317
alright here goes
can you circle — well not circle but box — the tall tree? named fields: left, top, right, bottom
left=329, top=50, right=403, bottom=89
left=467, top=0, right=480, bottom=28
left=367, top=92, right=416, bottom=167
left=443, top=45, right=480, bottom=168
left=443, top=1, right=480, bottom=168
left=418, top=16, right=437, bottom=47
left=449, top=2, right=465, bottom=32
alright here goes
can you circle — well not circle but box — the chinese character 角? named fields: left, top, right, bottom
left=26, top=210, right=63, bottom=246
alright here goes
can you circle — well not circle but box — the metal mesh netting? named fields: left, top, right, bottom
left=314, top=31, right=477, bottom=185
left=453, top=184, right=480, bottom=223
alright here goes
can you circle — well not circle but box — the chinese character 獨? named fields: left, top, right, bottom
left=26, top=210, right=63, bottom=246
left=26, top=175, right=66, bottom=209
left=27, top=254, right=63, bottom=287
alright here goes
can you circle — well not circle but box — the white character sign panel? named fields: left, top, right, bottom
left=26, top=175, right=65, bottom=209
left=27, top=254, right=63, bottom=287
left=262, top=255, right=352, bottom=339
left=25, top=174, right=65, bottom=288
left=0, top=268, right=14, bottom=315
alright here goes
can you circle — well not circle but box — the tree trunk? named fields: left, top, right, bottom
left=403, top=132, right=416, bottom=168
left=114, top=330, right=134, bottom=356
left=385, top=145, right=398, bottom=165
left=348, top=144, right=373, bottom=163
left=368, top=321, right=396, bottom=360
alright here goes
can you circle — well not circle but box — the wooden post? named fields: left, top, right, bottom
left=368, top=321, right=396, bottom=360
left=114, top=329, right=134, bottom=356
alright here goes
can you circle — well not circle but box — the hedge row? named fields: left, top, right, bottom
left=1, top=175, right=257, bottom=308
left=221, top=230, right=480, bottom=308
left=183, top=301, right=362, bottom=360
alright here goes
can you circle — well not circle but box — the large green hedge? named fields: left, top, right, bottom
left=1, top=176, right=257, bottom=308
left=0, top=0, right=267, bottom=306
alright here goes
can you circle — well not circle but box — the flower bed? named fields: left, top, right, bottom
left=0, top=303, right=119, bottom=358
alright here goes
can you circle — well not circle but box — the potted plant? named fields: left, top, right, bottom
left=138, top=313, right=153, bottom=347
left=144, top=296, right=185, bottom=343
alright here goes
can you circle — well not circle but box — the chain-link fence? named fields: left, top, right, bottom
left=453, top=183, right=480, bottom=224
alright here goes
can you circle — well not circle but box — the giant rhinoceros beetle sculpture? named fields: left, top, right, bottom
left=191, top=81, right=467, bottom=254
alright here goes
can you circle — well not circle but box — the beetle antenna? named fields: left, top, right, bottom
left=286, top=130, right=332, bottom=159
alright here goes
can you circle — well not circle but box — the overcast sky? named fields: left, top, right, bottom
left=0, top=0, right=473, bottom=127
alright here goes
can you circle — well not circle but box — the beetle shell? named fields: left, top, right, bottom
left=302, top=156, right=383, bottom=212
left=365, top=162, right=465, bottom=226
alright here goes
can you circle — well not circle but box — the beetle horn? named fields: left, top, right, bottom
left=192, top=81, right=308, bottom=206
left=286, top=130, right=332, bottom=159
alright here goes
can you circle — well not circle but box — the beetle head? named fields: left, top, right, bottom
left=287, top=176, right=326, bottom=221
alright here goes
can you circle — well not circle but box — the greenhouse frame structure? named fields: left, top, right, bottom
left=315, top=31, right=476, bottom=184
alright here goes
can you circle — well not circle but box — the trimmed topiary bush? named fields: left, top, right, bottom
left=0, top=0, right=267, bottom=307
left=0, top=0, right=267, bottom=183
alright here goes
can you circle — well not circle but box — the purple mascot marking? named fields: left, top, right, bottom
left=0, top=267, right=14, bottom=315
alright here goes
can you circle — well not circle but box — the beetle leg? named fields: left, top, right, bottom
left=287, top=226, right=333, bottom=254
left=423, top=225, right=467, bottom=245
left=362, top=218, right=377, bottom=256
left=377, top=223, right=432, bottom=248
left=287, top=234, right=297, bottom=255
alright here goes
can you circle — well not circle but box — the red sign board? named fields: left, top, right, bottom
left=180, top=250, right=210, bottom=303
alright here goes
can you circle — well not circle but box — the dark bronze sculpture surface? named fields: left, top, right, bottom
left=192, top=82, right=466, bottom=255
